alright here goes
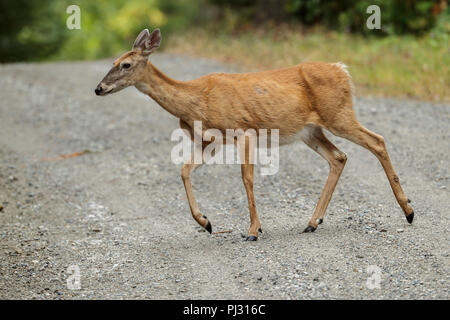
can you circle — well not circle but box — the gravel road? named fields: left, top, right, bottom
left=0, top=54, right=448, bottom=299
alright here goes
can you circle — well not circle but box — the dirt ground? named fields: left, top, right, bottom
left=0, top=54, right=448, bottom=299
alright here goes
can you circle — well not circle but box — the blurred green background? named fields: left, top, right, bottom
left=0, top=0, right=448, bottom=101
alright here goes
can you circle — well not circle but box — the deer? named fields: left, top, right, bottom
left=95, top=28, right=414, bottom=241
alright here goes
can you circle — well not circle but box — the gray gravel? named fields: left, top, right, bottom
left=0, top=54, right=449, bottom=299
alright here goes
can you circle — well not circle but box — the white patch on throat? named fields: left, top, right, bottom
left=135, top=82, right=152, bottom=95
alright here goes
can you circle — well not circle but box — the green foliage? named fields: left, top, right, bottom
left=57, top=0, right=167, bottom=60
left=56, top=0, right=209, bottom=60
left=0, top=0, right=67, bottom=62
left=211, top=0, right=447, bottom=35
left=0, top=0, right=447, bottom=62
left=428, top=5, right=450, bottom=45
left=0, top=0, right=207, bottom=62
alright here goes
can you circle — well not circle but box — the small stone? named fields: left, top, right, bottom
left=396, top=229, right=404, bottom=233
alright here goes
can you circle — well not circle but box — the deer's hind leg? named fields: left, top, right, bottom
left=328, top=110, right=414, bottom=223
left=300, top=125, right=347, bottom=232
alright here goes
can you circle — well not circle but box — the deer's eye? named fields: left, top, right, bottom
left=122, top=63, right=131, bottom=69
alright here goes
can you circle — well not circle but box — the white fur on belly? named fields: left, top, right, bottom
left=279, top=127, right=313, bottom=146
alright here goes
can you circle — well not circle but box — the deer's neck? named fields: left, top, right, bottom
left=135, top=62, right=202, bottom=120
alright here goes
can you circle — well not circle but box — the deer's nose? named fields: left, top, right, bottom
left=95, top=85, right=103, bottom=96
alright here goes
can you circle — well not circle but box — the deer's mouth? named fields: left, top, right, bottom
left=103, top=87, right=114, bottom=95
left=95, top=84, right=116, bottom=96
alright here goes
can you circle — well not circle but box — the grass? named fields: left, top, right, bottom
left=166, top=28, right=449, bottom=102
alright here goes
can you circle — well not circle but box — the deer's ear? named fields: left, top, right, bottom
left=144, top=28, right=161, bottom=55
left=133, top=28, right=161, bottom=56
left=133, top=29, right=150, bottom=50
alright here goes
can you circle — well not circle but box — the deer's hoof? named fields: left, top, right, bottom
left=406, top=211, right=414, bottom=224
left=303, top=225, right=316, bottom=233
left=203, top=215, right=212, bottom=234
left=258, top=227, right=262, bottom=233
left=318, top=218, right=323, bottom=225
left=245, top=235, right=258, bottom=241
left=205, top=221, right=212, bottom=234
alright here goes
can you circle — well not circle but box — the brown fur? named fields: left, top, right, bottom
left=96, top=29, right=414, bottom=240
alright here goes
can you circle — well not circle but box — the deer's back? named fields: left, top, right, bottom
left=192, top=62, right=354, bottom=136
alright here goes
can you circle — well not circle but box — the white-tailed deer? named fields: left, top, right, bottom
left=95, top=28, right=414, bottom=241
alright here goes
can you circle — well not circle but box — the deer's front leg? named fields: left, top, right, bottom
left=181, top=153, right=212, bottom=234
left=241, top=163, right=262, bottom=241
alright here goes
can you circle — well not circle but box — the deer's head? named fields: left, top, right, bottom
left=95, top=28, right=161, bottom=96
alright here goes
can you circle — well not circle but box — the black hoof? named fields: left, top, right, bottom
left=245, top=236, right=258, bottom=241
left=258, top=227, right=263, bottom=233
left=203, top=215, right=212, bottom=234
left=318, top=218, right=323, bottom=225
left=406, top=211, right=414, bottom=224
left=303, top=225, right=316, bottom=233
